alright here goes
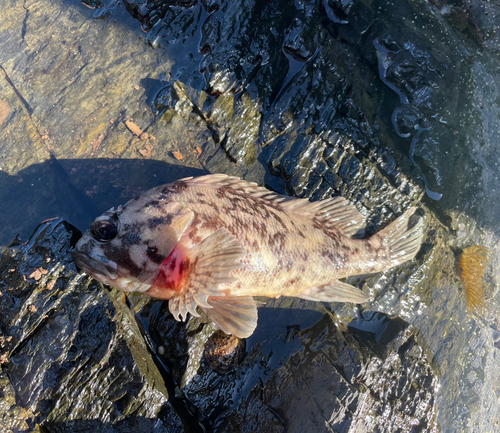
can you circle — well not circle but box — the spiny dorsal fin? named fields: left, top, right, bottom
left=179, top=174, right=295, bottom=206
left=178, top=174, right=365, bottom=237
left=168, top=228, right=246, bottom=322
left=281, top=196, right=365, bottom=237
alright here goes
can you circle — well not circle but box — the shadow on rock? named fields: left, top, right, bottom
left=0, top=156, right=206, bottom=248
left=147, top=295, right=441, bottom=432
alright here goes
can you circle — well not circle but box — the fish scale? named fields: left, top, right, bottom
left=73, top=174, right=424, bottom=338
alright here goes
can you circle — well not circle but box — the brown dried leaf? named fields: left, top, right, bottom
left=125, top=120, right=143, bottom=136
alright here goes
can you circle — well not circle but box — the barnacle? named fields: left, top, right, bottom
left=457, top=245, right=492, bottom=313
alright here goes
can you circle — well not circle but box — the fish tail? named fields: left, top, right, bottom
left=373, top=207, right=424, bottom=268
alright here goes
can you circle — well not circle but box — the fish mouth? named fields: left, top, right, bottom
left=72, top=250, right=118, bottom=280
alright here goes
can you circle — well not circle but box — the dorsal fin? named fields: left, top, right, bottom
left=178, top=174, right=294, bottom=206
left=178, top=174, right=365, bottom=237
left=282, top=196, right=365, bottom=237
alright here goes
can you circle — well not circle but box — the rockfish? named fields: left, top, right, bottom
left=73, top=174, right=423, bottom=338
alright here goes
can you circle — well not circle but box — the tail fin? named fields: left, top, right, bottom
left=374, top=207, right=424, bottom=267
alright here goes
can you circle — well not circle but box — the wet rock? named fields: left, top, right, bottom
left=123, top=0, right=197, bottom=33
left=0, top=219, right=184, bottom=432
left=429, top=0, right=500, bottom=53
left=150, top=80, right=265, bottom=181
left=0, top=367, right=38, bottom=433
left=154, top=308, right=440, bottom=433
left=1, top=0, right=499, bottom=430
left=249, top=314, right=439, bottom=433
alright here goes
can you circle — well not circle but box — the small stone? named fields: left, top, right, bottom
left=203, top=330, right=246, bottom=373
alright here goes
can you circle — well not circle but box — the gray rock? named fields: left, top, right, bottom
left=146, top=298, right=440, bottom=432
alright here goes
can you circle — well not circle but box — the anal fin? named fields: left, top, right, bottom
left=200, top=296, right=258, bottom=339
left=298, top=280, right=369, bottom=303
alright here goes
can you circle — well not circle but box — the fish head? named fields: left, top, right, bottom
left=72, top=194, right=194, bottom=294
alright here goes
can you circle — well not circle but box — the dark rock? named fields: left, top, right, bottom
left=157, top=309, right=440, bottom=433
left=0, top=219, right=184, bottom=432
left=122, top=0, right=197, bottom=32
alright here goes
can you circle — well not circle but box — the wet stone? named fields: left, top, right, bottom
left=170, top=311, right=440, bottom=433
left=0, top=0, right=499, bottom=430
left=0, top=219, right=183, bottom=432
left=122, top=0, right=175, bottom=31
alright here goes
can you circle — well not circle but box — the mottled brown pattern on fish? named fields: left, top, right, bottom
left=122, top=227, right=142, bottom=246
left=147, top=246, right=165, bottom=264
left=105, top=247, right=143, bottom=277
left=131, top=182, right=364, bottom=298
left=74, top=175, right=422, bottom=307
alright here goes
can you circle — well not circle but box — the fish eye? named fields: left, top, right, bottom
left=90, top=216, right=118, bottom=243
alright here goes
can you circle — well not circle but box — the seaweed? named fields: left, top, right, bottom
left=457, top=245, right=492, bottom=313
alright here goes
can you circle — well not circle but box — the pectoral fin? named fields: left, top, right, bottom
left=168, top=228, right=247, bottom=322
left=298, top=280, right=369, bottom=303
left=200, top=296, right=258, bottom=339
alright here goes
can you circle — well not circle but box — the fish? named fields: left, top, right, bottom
left=72, top=174, right=424, bottom=338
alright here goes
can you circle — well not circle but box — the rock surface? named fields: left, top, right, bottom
left=0, top=0, right=499, bottom=432
left=0, top=220, right=186, bottom=432
left=149, top=301, right=440, bottom=432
